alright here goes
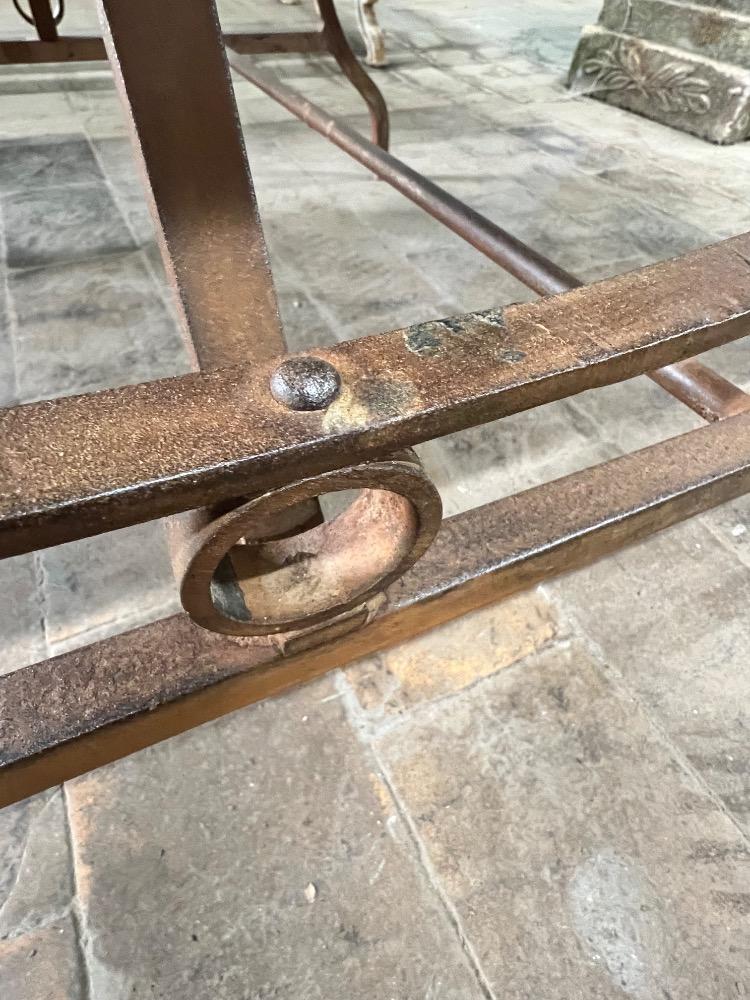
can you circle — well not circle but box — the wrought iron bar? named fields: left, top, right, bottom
left=3, top=408, right=750, bottom=806
left=2, top=233, right=750, bottom=558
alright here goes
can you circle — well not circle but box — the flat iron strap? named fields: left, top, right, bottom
left=2, top=234, right=750, bottom=557
left=2, top=408, right=750, bottom=805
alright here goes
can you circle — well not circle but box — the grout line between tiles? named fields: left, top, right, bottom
left=541, top=581, right=750, bottom=850
left=333, top=669, right=500, bottom=1000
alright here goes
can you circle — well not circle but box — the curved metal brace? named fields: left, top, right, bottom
left=317, top=0, right=389, bottom=148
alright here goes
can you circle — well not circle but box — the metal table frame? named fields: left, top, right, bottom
left=1, top=0, right=749, bottom=808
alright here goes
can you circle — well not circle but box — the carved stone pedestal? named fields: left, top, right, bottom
left=568, top=0, right=750, bottom=144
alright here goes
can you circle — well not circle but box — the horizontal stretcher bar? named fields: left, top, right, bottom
left=2, top=407, right=750, bottom=807
left=2, top=233, right=750, bottom=558
left=0, top=29, right=327, bottom=64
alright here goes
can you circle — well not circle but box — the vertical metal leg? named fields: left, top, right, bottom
left=97, top=0, right=283, bottom=367
left=97, top=0, right=334, bottom=617
left=357, top=0, right=386, bottom=67
left=318, top=0, right=389, bottom=148
left=97, top=0, right=315, bottom=601
left=27, top=0, right=59, bottom=42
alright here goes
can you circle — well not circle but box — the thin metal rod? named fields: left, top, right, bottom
left=228, top=57, right=750, bottom=422
left=317, top=0, right=389, bottom=149
left=228, top=54, right=574, bottom=296
left=650, top=358, right=750, bottom=421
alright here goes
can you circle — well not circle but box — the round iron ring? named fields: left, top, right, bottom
left=175, top=451, right=442, bottom=637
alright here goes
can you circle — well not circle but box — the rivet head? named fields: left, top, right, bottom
left=270, top=356, right=341, bottom=411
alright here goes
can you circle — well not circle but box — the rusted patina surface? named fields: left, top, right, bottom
left=317, top=0, right=389, bottom=148
left=650, top=358, right=750, bottom=422
left=99, top=0, right=284, bottom=367
left=2, top=233, right=750, bottom=558
left=174, top=451, right=442, bottom=636
left=3, top=409, right=750, bottom=806
left=2, top=0, right=750, bottom=813
left=0, top=32, right=329, bottom=64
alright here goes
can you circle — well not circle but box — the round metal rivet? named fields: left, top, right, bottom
left=269, top=356, right=341, bottom=411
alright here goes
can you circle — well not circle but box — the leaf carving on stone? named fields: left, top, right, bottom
left=581, top=42, right=712, bottom=114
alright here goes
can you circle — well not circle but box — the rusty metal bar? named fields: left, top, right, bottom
left=99, top=0, right=283, bottom=366
left=650, top=359, right=750, bottom=421
left=227, top=57, right=750, bottom=421
left=223, top=30, right=326, bottom=55
left=3, top=407, right=750, bottom=807
left=96, top=0, right=329, bottom=623
left=0, top=36, right=104, bottom=62
left=27, top=0, right=59, bottom=41
left=2, top=232, right=750, bottom=558
left=0, top=31, right=327, bottom=65
left=317, top=0, right=389, bottom=148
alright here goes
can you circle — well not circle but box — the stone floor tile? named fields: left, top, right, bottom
left=547, top=517, right=750, bottom=832
left=66, top=90, right=130, bottom=139
left=41, top=522, right=180, bottom=656
left=264, top=190, right=456, bottom=338
left=390, top=65, right=481, bottom=102
left=0, top=554, right=46, bottom=676
left=65, top=675, right=484, bottom=1000
left=406, top=242, right=537, bottom=315
left=320, top=258, right=456, bottom=339
left=430, top=397, right=617, bottom=515
left=309, top=175, right=464, bottom=262
left=511, top=199, right=713, bottom=277
left=567, top=374, right=704, bottom=455
left=346, top=589, right=559, bottom=720
left=85, top=137, right=158, bottom=247
left=700, top=495, right=750, bottom=570
left=580, top=198, right=714, bottom=261
left=376, top=643, right=750, bottom=999
left=10, top=251, right=190, bottom=401
left=0, top=92, right=81, bottom=141
left=87, top=136, right=138, bottom=193
left=0, top=135, right=103, bottom=196
left=506, top=121, right=628, bottom=172
left=485, top=72, right=570, bottom=106
left=700, top=337, right=750, bottom=393
left=101, top=182, right=156, bottom=250
left=0, top=918, right=84, bottom=1000
left=0, top=62, right=113, bottom=99
left=595, top=163, right=746, bottom=237
left=2, top=182, right=134, bottom=269
left=0, top=789, right=73, bottom=938
left=276, top=286, right=338, bottom=352
left=577, top=253, right=655, bottom=283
